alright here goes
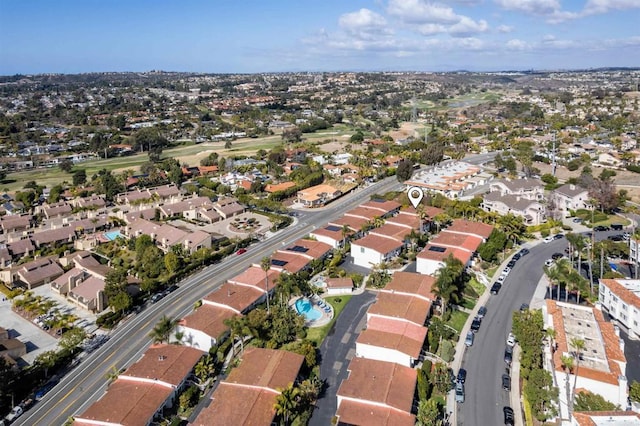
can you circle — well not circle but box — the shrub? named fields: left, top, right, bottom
left=540, top=229, right=550, bottom=237
left=439, top=340, right=455, bottom=362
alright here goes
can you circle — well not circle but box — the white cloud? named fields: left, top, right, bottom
left=388, top=0, right=489, bottom=35
left=338, top=8, right=391, bottom=37
left=506, top=39, right=529, bottom=50
left=494, top=0, right=579, bottom=22
left=583, top=0, right=640, bottom=15
left=497, top=24, right=514, bottom=33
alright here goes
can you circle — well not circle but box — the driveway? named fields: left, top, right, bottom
left=309, top=291, right=377, bottom=426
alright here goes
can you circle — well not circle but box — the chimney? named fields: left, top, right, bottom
left=569, top=184, right=575, bottom=191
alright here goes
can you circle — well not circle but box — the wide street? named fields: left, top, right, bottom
left=16, top=153, right=495, bottom=426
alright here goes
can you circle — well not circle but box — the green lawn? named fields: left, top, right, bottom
left=306, top=295, right=352, bottom=346
left=460, top=296, right=477, bottom=310
left=446, top=310, right=469, bottom=334
left=466, top=277, right=486, bottom=297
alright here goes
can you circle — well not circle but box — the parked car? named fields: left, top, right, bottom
left=490, top=282, right=502, bottom=295
left=623, top=232, right=631, bottom=240
left=551, top=252, right=564, bottom=260
left=150, top=293, right=164, bottom=304
left=470, top=317, right=482, bottom=333
left=504, top=346, right=513, bottom=365
left=506, top=333, right=516, bottom=347
left=457, top=368, right=467, bottom=384
left=512, top=252, right=521, bottom=261
left=608, top=234, right=625, bottom=242
left=502, top=373, right=511, bottom=391
left=235, top=248, right=247, bottom=255
left=553, top=233, right=564, bottom=240
left=503, top=406, right=515, bottom=425
left=465, top=331, right=475, bottom=347
left=544, top=258, right=554, bottom=267
left=4, top=406, right=23, bottom=423
left=543, top=235, right=554, bottom=243
left=520, top=303, right=529, bottom=311
left=519, top=248, right=529, bottom=256
left=507, top=260, right=516, bottom=268
left=502, top=267, right=511, bottom=276
left=572, top=217, right=583, bottom=223
left=594, top=225, right=610, bottom=232
left=497, top=274, right=506, bottom=284
left=477, top=306, right=487, bottom=319
left=611, top=224, right=623, bottom=231
left=166, top=284, right=179, bottom=293
left=455, top=382, right=465, bottom=403
left=35, top=379, right=59, bottom=401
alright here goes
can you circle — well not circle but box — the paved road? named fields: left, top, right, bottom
left=457, top=237, right=569, bottom=426
left=18, top=176, right=404, bottom=426
left=309, top=291, right=377, bottom=426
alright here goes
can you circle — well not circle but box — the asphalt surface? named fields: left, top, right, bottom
left=17, top=152, right=496, bottom=426
left=457, top=236, right=572, bottom=426
left=309, top=291, right=377, bottom=426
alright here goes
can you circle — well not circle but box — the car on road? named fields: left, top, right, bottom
left=502, top=267, right=511, bottom=276
left=470, top=316, right=482, bottom=333
left=544, top=258, right=554, bottom=267
left=166, top=284, right=179, bottom=293
left=490, top=282, right=502, bottom=295
left=572, top=217, right=583, bottom=223
left=507, top=260, right=516, bottom=268
left=457, top=368, right=467, bottom=384
left=502, top=373, right=511, bottom=391
left=551, top=252, right=564, bottom=260
left=35, top=379, right=59, bottom=401
left=623, top=232, right=631, bottom=240
left=504, top=346, right=513, bottom=365
left=235, top=248, right=247, bottom=255
left=553, top=233, right=564, bottom=240
left=608, top=234, right=625, bottom=242
left=455, top=382, right=465, bottom=403
left=520, top=303, right=529, bottom=311
left=477, top=306, right=487, bottom=319
left=506, top=333, right=516, bottom=347
left=465, top=331, right=475, bottom=347
left=594, top=225, right=610, bottom=232
left=543, top=235, right=554, bottom=243
left=611, top=224, right=623, bottom=231
left=4, top=405, right=23, bottom=423
left=519, top=248, right=529, bottom=256
left=150, top=293, right=164, bottom=303
left=497, top=274, right=506, bottom=284
left=503, top=406, right=515, bottom=425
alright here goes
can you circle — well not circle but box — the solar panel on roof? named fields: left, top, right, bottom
left=325, top=225, right=341, bottom=232
left=271, top=259, right=288, bottom=266
left=370, top=198, right=385, bottom=203
left=428, top=246, right=446, bottom=252
left=288, top=245, right=309, bottom=253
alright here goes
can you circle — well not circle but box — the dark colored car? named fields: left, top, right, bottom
left=551, top=252, right=563, bottom=260
left=611, top=224, right=623, bottom=231
left=608, top=234, right=625, bottom=242
left=507, top=260, right=516, bottom=268
left=470, top=316, right=482, bottom=333
left=477, top=306, right=487, bottom=319
left=504, top=406, right=515, bottom=425
left=502, top=373, right=511, bottom=391
left=594, top=225, right=610, bottom=232
left=519, top=248, right=529, bottom=256
left=520, top=303, right=529, bottom=312
left=35, top=379, right=59, bottom=401
left=512, top=252, right=521, bottom=261
left=553, top=233, right=564, bottom=240
left=490, top=282, right=502, bottom=295
left=166, top=284, right=179, bottom=293
left=504, top=346, right=513, bottom=364
left=457, top=368, right=467, bottom=384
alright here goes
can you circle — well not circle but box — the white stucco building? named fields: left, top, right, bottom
left=599, top=278, right=640, bottom=339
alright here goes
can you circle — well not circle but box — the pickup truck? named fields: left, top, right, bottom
left=4, top=405, right=23, bottom=423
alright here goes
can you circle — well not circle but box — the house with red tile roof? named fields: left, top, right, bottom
left=192, top=348, right=304, bottom=426
left=296, top=184, right=341, bottom=207
left=310, top=223, right=354, bottom=249
left=264, top=181, right=296, bottom=193
left=543, top=300, right=628, bottom=420
left=325, top=277, right=354, bottom=295
left=350, top=233, right=404, bottom=268
left=380, top=271, right=437, bottom=302
left=367, top=291, right=431, bottom=329
left=335, top=357, right=417, bottom=426
left=360, top=199, right=401, bottom=217
left=356, top=315, right=427, bottom=367
left=599, top=278, right=640, bottom=339
left=176, top=304, right=237, bottom=352
left=75, top=344, right=204, bottom=426
left=572, top=411, right=640, bottom=426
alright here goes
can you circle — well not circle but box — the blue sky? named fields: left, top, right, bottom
left=0, top=0, right=639, bottom=74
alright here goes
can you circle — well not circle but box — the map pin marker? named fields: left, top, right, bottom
left=408, top=186, right=424, bottom=209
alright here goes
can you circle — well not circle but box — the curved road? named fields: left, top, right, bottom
left=18, top=153, right=495, bottom=426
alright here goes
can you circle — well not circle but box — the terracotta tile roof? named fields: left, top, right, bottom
left=337, top=357, right=417, bottom=413
left=203, top=282, right=265, bottom=313
left=385, top=211, right=421, bottom=229
left=123, top=344, right=204, bottom=386
left=573, top=411, right=640, bottom=426
left=600, top=279, right=640, bottom=310
left=329, top=215, right=369, bottom=232
left=269, top=251, right=310, bottom=274
left=179, top=304, right=236, bottom=341
left=417, top=244, right=473, bottom=265
left=326, top=277, right=353, bottom=289
left=357, top=326, right=426, bottom=359
left=336, top=399, right=416, bottom=426
left=277, top=238, right=332, bottom=260
left=75, top=380, right=171, bottom=426
left=310, top=225, right=349, bottom=241
left=360, top=199, right=401, bottom=215
left=225, top=347, right=304, bottom=390
left=431, top=231, right=483, bottom=252
left=191, top=384, right=277, bottom=426
left=351, top=234, right=404, bottom=255
left=228, top=265, right=280, bottom=290
left=368, top=292, right=430, bottom=326
left=346, top=206, right=388, bottom=221
left=383, top=271, right=436, bottom=302
left=370, top=223, right=412, bottom=242
left=444, top=219, right=494, bottom=239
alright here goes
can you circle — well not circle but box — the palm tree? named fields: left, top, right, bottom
left=261, top=256, right=272, bottom=314
left=194, top=354, right=215, bottom=384
left=340, top=224, right=351, bottom=249
left=570, top=338, right=586, bottom=416
left=274, top=383, right=300, bottom=426
left=149, top=315, right=178, bottom=344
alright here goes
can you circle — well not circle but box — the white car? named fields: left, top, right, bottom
left=544, top=259, right=554, bottom=267
left=5, top=405, right=24, bottom=423
left=497, top=275, right=506, bottom=284
left=507, top=333, right=516, bottom=347
left=543, top=236, right=554, bottom=243
left=502, top=267, right=511, bottom=276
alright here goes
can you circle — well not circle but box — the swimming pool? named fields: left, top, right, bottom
left=294, top=298, right=323, bottom=321
left=104, top=230, right=123, bottom=241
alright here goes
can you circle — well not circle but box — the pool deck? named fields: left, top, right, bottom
left=291, top=295, right=333, bottom=328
